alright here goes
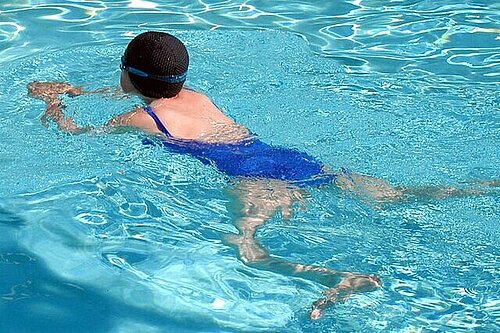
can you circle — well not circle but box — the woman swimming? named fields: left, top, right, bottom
left=28, top=31, right=495, bottom=320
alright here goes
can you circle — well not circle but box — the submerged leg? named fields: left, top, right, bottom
left=224, top=179, right=303, bottom=265
left=334, top=170, right=498, bottom=203
left=334, top=171, right=404, bottom=202
left=310, top=272, right=381, bottom=320
left=224, top=179, right=381, bottom=319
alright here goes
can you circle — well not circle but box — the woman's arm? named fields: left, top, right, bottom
left=28, top=81, right=124, bottom=99
left=39, top=94, right=92, bottom=134
left=27, top=82, right=84, bottom=99
left=28, top=81, right=149, bottom=134
left=28, top=82, right=92, bottom=133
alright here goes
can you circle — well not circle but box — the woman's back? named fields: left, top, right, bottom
left=147, top=88, right=249, bottom=143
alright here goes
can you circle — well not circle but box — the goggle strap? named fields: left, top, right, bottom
left=121, top=56, right=187, bottom=84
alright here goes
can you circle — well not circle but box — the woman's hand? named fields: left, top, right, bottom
left=27, top=81, right=84, bottom=100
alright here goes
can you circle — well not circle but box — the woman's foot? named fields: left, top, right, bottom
left=310, top=274, right=381, bottom=320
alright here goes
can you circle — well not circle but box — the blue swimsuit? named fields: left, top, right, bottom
left=142, top=106, right=340, bottom=187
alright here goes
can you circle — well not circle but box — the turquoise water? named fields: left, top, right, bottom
left=1, top=1, right=499, bottom=332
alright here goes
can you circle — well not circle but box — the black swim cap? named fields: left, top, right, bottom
left=123, top=31, right=189, bottom=98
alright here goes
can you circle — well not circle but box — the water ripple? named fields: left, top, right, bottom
left=1, top=0, right=498, bottom=86
left=0, top=21, right=24, bottom=42
left=0, top=2, right=499, bottom=332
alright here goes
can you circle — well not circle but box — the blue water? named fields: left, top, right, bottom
left=1, top=1, right=499, bottom=332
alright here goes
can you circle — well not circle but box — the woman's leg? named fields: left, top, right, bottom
left=334, top=171, right=404, bottom=202
left=334, top=170, right=498, bottom=203
left=310, top=272, right=381, bottom=320
left=224, top=179, right=303, bottom=264
left=224, top=179, right=381, bottom=319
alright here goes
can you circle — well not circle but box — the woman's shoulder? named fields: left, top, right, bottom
left=181, top=87, right=212, bottom=103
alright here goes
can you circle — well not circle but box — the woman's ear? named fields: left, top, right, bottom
left=120, top=71, right=137, bottom=94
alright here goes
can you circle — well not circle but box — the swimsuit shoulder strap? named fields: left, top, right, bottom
left=143, top=105, right=172, bottom=137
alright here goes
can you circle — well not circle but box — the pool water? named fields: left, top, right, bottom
left=0, top=1, right=499, bottom=332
